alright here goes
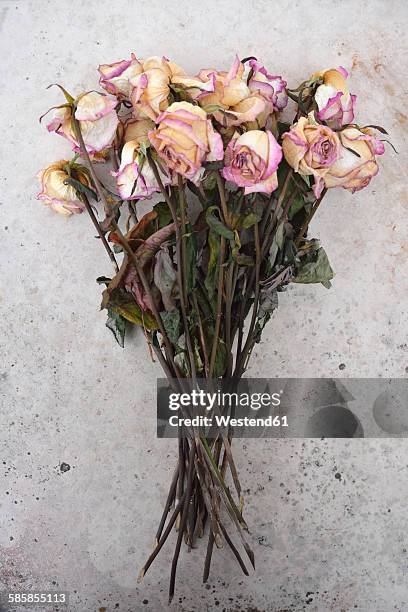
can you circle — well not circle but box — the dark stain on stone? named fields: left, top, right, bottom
left=60, top=462, right=71, bottom=473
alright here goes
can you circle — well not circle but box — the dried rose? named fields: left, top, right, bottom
left=128, top=56, right=183, bottom=120
left=123, top=118, right=156, bottom=146
left=98, top=54, right=144, bottom=99
left=313, top=67, right=356, bottom=130
left=148, top=101, right=223, bottom=182
left=248, top=60, right=288, bottom=112
left=282, top=116, right=340, bottom=197
left=196, top=56, right=266, bottom=127
left=222, top=130, right=282, bottom=195
left=46, top=91, right=118, bottom=156
left=323, top=127, right=385, bottom=192
left=113, top=140, right=171, bottom=200
left=36, top=160, right=90, bottom=216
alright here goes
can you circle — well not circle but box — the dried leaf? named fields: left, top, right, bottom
left=154, top=250, right=177, bottom=311
left=153, top=201, right=173, bottom=228
left=160, top=310, right=180, bottom=345
left=206, top=206, right=234, bottom=240
left=106, top=309, right=126, bottom=348
left=293, top=246, right=334, bottom=288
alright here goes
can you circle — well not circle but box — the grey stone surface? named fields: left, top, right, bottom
left=1, top=0, right=407, bottom=610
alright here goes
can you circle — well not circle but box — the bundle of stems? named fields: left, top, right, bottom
left=71, top=112, right=323, bottom=603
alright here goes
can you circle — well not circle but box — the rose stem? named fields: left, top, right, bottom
left=216, top=172, right=230, bottom=226
left=234, top=169, right=295, bottom=377
left=202, top=436, right=224, bottom=583
left=234, top=220, right=261, bottom=377
left=155, top=463, right=180, bottom=545
left=168, top=440, right=196, bottom=604
left=225, top=262, right=235, bottom=377
left=192, top=290, right=210, bottom=377
left=80, top=194, right=119, bottom=273
left=176, top=436, right=186, bottom=529
left=235, top=192, right=276, bottom=357
left=219, top=522, right=249, bottom=576
left=177, top=175, right=197, bottom=382
left=72, top=117, right=176, bottom=368
left=146, top=151, right=197, bottom=378
left=209, top=236, right=226, bottom=378
left=294, top=188, right=328, bottom=247
left=200, top=439, right=254, bottom=568
left=234, top=186, right=299, bottom=379
left=138, top=491, right=187, bottom=582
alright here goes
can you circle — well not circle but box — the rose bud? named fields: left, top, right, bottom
left=323, top=127, right=385, bottom=192
left=36, top=161, right=91, bottom=216
left=148, top=101, right=224, bottom=182
left=222, top=130, right=282, bottom=195
left=313, top=67, right=356, bottom=130
left=46, top=91, right=119, bottom=156
left=282, top=116, right=340, bottom=197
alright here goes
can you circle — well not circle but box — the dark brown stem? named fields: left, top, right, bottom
left=192, top=290, right=210, bottom=377
left=177, top=176, right=197, bottom=382
left=216, top=172, right=230, bottom=226
left=155, top=464, right=179, bottom=544
left=81, top=194, right=119, bottom=273
left=209, top=236, right=226, bottom=378
left=138, top=491, right=186, bottom=582
left=168, top=440, right=196, bottom=604
left=295, top=188, right=328, bottom=247
left=234, top=221, right=261, bottom=377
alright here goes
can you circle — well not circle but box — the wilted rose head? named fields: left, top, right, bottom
left=323, top=127, right=385, bottom=193
left=46, top=91, right=119, bottom=156
left=98, top=54, right=143, bottom=99
left=248, top=60, right=288, bottom=112
left=36, top=160, right=90, bottom=216
left=122, top=118, right=155, bottom=147
left=282, top=116, right=340, bottom=197
left=113, top=140, right=171, bottom=201
left=313, top=67, right=356, bottom=130
left=129, top=55, right=201, bottom=121
left=222, top=130, right=282, bottom=195
left=196, top=56, right=267, bottom=127
left=148, top=101, right=224, bottom=183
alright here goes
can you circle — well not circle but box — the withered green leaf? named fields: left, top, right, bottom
left=160, top=309, right=180, bottom=345
left=106, top=309, right=126, bottom=348
left=204, top=230, right=220, bottom=298
left=205, top=206, right=234, bottom=240
left=293, top=246, right=334, bottom=288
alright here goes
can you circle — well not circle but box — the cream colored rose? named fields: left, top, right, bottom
left=196, top=56, right=266, bottom=127
left=37, top=161, right=91, bottom=216
left=312, top=66, right=356, bottom=129
left=130, top=56, right=186, bottom=121
left=123, top=118, right=155, bottom=146
left=323, top=127, right=385, bottom=192
left=148, top=101, right=224, bottom=182
left=46, top=91, right=118, bottom=156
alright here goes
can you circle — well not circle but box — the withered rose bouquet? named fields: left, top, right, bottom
left=38, top=54, right=386, bottom=601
